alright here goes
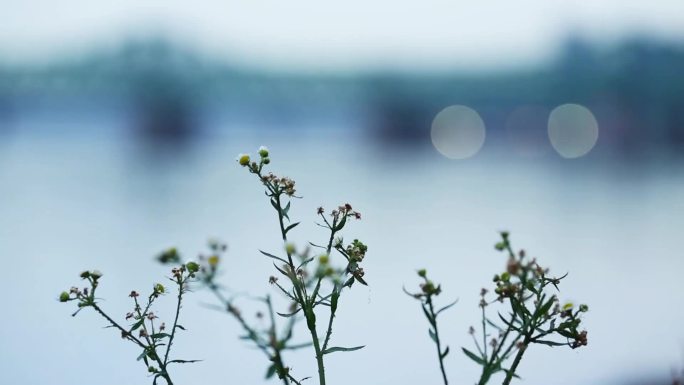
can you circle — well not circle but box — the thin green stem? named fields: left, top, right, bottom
left=320, top=301, right=336, bottom=352
left=308, top=324, right=326, bottom=385
left=91, top=302, right=172, bottom=384
left=427, top=297, right=449, bottom=385
left=266, top=296, right=292, bottom=385
left=319, top=221, right=341, bottom=353
left=502, top=335, right=531, bottom=385
left=477, top=311, right=518, bottom=385
left=163, top=276, right=185, bottom=366
left=482, top=305, right=488, bottom=358
left=268, top=181, right=325, bottom=385
left=90, top=303, right=146, bottom=349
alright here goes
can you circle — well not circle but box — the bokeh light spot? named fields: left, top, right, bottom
left=547, top=104, right=599, bottom=158
left=431, top=105, right=486, bottom=159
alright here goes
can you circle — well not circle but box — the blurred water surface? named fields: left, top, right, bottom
left=1, top=114, right=683, bottom=385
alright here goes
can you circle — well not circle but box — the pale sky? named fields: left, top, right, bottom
left=0, top=0, right=683, bottom=71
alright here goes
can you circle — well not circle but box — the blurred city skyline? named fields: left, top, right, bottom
left=2, top=33, right=683, bottom=159
left=1, top=0, right=684, bottom=71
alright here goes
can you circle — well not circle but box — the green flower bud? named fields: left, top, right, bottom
left=208, top=255, right=220, bottom=267
left=59, top=291, right=70, bottom=302
left=417, top=269, right=427, bottom=278
left=80, top=271, right=90, bottom=279
left=263, top=157, right=270, bottom=165
left=579, top=304, right=589, bottom=312
left=319, top=254, right=329, bottom=265
left=258, top=146, right=269, bottom=158
left=495, top=242, right=506, bottom=251
left=157, top=247, right=180, bottom=264
left=237, top=154, right=250, bottom=166
left=154, top=283, right=165, bottom=294
left=285, top=243, right=296, bottom=256
left=186, top=261, right=200, bottom=273
left=500, top=272, right=510, bottom=282
left=90, top=270, right=103, bottom=280
left=493, top=274, right=500, bottom=282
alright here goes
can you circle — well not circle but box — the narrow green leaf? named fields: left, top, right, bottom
left=485, top=318, right=503, bottom=332
left=284, top=222, right=300, bottom=234
left=136, top=349, right=148, bottom=361
left=284, top=342, right=313, bottom=350
left=428, top=328, right=437, bottom=343
left=334, top=214, right=347, bottom=231
left=536, top=297, right=555, bottom=319
left=260, top=250, right=288, bottom=264
left=462, top=347, right=486, bottom=365
left=277, top=308, right=302, bottom=318
left=330, top=290, right=340, bottom=313
left=273, top=263, right=293, bottom=278
left=151, top=333, right=170, bottom=339
left=534, top=339, right=567, bottom=347
left=503, top=369, right=521, bottom=379
left=437, top=299, right=458, bottom=315
left=265, top=364, right=277, bottom=379
left=510, top=297, right=528, bottom=321
left=297, top=257, right=314, bottom=270
left=498, top=312, right=513, bottom=327
left=322, top=345, right=365, bottom=354
left=168, top=359, right=202, bottom=364
left=130, top=319, right=144, bottom=331
left=441, top=346, right=450, bottom=359
left=283, top=201, right=291, bottom=220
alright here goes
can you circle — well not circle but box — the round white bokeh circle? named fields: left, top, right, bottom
left=431, top=105, right=486, bottom=159
left=547, top=104, right=599, bottom=158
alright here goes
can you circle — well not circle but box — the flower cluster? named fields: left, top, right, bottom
left=58, top=270, right=103, bottom=309
left=237, top=146, right=297, bottom=197
left=239, top=147, right=369, bottom=385
left=463, top=232, right=590, bottom=385
left=407, top=269, right=443, bottom=299
left=488, top=233, right=589, bottom=350
left=330, top=203, right=361, bottom=221
left=330, top=237, right=368, bottom=287
left=59, top=265, right=198, bottom=385
left=261, top=173, right=296, bottom=197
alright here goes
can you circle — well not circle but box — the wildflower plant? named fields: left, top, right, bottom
left=464, top=232, right=589, bottom=384
left=238, top=146, right=368, bottom=385
left=409, top=232, right=589, bottom=385
left=405, top=269, right=458, bottom=385
left=58, top=266, right=199, bottom=385
left=57, top=145, right=593, bottom=385
left=157, top=241, right=310, bottom=385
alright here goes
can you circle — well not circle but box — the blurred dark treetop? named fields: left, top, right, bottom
left=0, top=36, right=683, bottom=156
